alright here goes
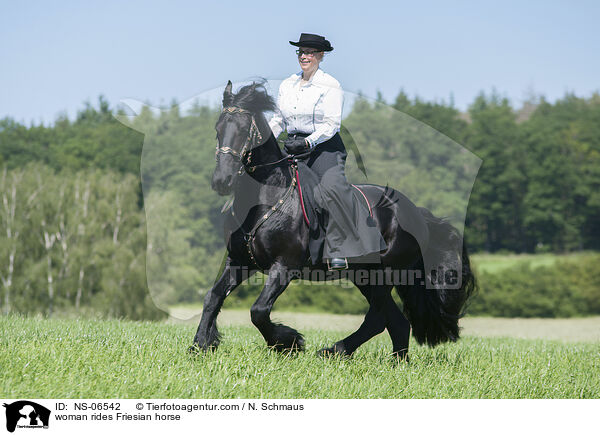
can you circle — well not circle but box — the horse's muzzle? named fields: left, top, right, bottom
left=211, top=175, right=234, bottom=196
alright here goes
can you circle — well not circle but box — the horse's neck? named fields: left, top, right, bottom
left=251, top=112, right=285, bottom=165
left=232, top=129, right=290, bottom=215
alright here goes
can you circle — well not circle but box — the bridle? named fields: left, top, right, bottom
left=215, top=106, right=263, bottom=175
left=214, top=106, right=310, bottom=270
left=216, top=106, right=309, bottom=175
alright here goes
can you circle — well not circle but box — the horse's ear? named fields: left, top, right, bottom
left=223, top=80, right=233, bottom=107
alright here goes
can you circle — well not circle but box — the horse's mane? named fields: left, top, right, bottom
left=231, top=81, right=277, bottom=114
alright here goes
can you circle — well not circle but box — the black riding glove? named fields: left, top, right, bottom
left=284, top=138, right=310, bottom=155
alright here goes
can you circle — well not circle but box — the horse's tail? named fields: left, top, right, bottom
left=395, top=208, right=475, bottom=347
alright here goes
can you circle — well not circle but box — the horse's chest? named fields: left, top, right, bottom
left=224, top=204, right=306, bottom=270
left=224, top=209, right=270, bottom=268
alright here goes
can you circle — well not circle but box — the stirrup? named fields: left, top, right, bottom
left=327, top=257, right=348, bottom=271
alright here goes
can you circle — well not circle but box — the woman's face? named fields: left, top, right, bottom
left=297, top=46, right=323, bottom=76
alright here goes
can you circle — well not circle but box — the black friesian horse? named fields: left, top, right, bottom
left=191, top=81, right=475, bottom=360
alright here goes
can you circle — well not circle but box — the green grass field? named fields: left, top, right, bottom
left=469, top=251, right=594, bottom=274
left=2, top=314, right=598, bottom=399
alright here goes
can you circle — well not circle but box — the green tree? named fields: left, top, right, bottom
left=464, top=92, right=526, bottom=252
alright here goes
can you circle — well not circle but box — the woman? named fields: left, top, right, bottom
left=269, top=33, right=387, bottom=270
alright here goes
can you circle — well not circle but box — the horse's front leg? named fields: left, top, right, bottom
left=191, top=257, right=255, bottom=352
left=250, top=262, right=304, bottom=352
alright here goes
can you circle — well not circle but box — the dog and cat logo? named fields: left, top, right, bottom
left=2, top=401, right=50, bottom=432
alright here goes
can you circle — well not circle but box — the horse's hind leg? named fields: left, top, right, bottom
left=377, top=289, right=411, bottom=360
left=319, top=284, right=410, bottom=360
left=358, top=285, right=411, bottom=360
left=251, top=263, right=304, bottom=352
left=191, top=258, right=255, bottom=352
left=317, top=304, right=386, bottom=357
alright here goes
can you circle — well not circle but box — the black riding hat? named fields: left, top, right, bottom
left=289, top=33, right=333, bottom=52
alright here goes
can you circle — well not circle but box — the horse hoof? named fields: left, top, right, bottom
left=188, top=343, right=217, bottom=355
left=293, top=335, right=306, bottom=352
left=270, top=337, right=305, bottom=353
left=316, top=347, right=334, bottom=358
left=317, top=342, right=350, bottom=358
left=391, top=350, right=410, bottom=364
left=267, top=327, right=305, bottom=353
left=188, top=345, right=201, bottom=356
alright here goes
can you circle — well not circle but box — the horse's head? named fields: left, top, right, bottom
left=211, top=80, right=276, bottom=195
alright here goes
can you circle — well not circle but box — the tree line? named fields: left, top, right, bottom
left=0, top=163, right=163, bottom=319
left=2, top=90, right=599, bottom=253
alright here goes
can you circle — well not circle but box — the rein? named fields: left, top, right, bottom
left=245, top=149, right=312, bottom=173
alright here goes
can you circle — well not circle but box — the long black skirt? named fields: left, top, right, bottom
left=300, top=132, right=387, bottom=261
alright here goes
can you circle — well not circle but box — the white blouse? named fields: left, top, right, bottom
left=268, top=68, right=344, bottom=147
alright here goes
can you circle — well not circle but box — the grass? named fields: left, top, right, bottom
left=1, top=314, right=598, bottom=399
left=169, top=308, right=600, bottom=342
left=469, top=251, right=594, bottom=274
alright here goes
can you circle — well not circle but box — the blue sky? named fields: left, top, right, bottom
left=1, top=0, right=599, bottom=124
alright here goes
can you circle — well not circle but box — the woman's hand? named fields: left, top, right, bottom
left=284, top=138, right=310, bottom=155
